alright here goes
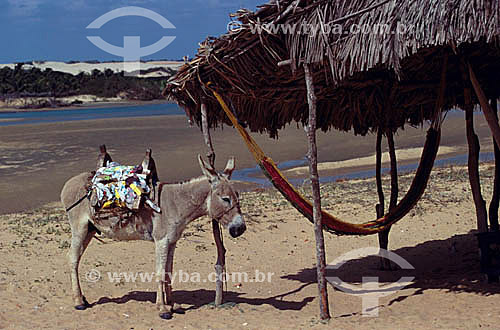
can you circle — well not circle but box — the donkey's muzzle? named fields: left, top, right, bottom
left=228, top=215, right=246, bottom=238
left=229, top=223, right=246, bottom=238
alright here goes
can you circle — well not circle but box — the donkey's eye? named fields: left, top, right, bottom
left=221, top=196, right=231, bottom=204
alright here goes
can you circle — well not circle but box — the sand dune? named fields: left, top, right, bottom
left=285, top=146, right=458, bottom=176
left=0, top=60, right=183, bottom=77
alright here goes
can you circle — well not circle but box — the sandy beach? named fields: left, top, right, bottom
left=0, top=110, right=499, bottom=329
left=1, top=162, right=499, bottom=329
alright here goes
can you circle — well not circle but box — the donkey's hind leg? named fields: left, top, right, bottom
left=165, top=242, right=177, bottom=309
left=68, top=218, right=96, bottom=310
left=154, top=237, right=172, bottom=319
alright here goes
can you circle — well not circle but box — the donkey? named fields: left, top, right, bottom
left=61, top=155, right=246, bottom=319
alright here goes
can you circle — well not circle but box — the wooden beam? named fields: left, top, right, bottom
left=201, top=102, right=226, bottom=306
left=468, top=64, right=500, bottom=149
left=461, top=67, right=489, bottom=233
left=304, top=63, right=330, bottom=321
left=273, top=0, right=301, bottom=24
left=489, top=97, right=500, bottom=232
left=277, top=59, right=292, bottom=67
left=329, top=0, right=392, bottom=25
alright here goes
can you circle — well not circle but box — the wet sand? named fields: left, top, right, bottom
left=0, top=111, right=494, bottom=215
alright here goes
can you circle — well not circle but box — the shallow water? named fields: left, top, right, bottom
left=232, top=152, right=496, bottom=187
left=0, top=105, right=494, bottom=187
left=0, top=103, right=184, bottom=126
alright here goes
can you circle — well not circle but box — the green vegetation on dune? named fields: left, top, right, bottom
left=0, top=64, right=176, bottom=103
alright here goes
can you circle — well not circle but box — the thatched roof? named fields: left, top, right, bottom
left=165, top=0, right=500, bottom=138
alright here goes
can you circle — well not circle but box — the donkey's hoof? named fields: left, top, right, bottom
left=173, top=308, right=185, bottom=314
left=172, top=303, right=185, bottom=314
left=75, top=304, right=87, bottom=311
left=159, top=312, right=173, bottom=320
left=75, top=296, right=90, bottom=310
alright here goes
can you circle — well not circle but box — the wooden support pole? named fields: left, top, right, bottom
left=387, top=131, right=399, bottom=212
left=211, top=219, right=226, bottom=306
left=468, top=64, right=500, bottom=149
left=465, top=103, right=488, bottom=233
left=375, top=130, right=389, bottom=269
left=304, top=63, right=330, bottom=321
left=375, top=130, right=385, bottom=218
left=378, top=130, right=397, bottom=270
left=201, top=103, right=216, bottom=167
left=461, top=67, right=489, bottom=233
left=201, top=102, right=226, bottom=306
left=489, top=97, right=500, bottom=232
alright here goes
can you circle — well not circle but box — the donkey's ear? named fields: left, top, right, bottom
left=222, top=157, right=235, bottom=180
left=198, top=154, right=218, bottom=182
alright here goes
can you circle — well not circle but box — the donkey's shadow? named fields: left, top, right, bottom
left=93, top=286, right=314, bottom=312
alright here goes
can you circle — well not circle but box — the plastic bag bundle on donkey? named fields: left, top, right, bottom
left=61, top=148, right=246, bottom=320
left=91, top=146, right=160, bottom=214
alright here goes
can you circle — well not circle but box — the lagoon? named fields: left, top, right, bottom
left=0, top=103, right=184, bottom=126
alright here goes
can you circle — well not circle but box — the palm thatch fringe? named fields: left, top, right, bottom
left=164, top=0, right=499, bottom=138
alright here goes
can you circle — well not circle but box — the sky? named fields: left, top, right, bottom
left=0, top=0, right=263, bottom=63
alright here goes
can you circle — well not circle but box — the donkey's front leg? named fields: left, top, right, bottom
left=155, top=237, right=173, bottom=319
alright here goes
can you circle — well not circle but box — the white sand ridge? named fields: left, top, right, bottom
left=0, top=60, right=183, bottom=77
left=285, top=145, right=458, bottom=175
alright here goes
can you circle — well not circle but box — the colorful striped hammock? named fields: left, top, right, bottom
left=210, top=89, right=441, bottom=235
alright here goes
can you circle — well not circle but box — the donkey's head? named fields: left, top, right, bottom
left=198, top=155, right=246, bottom=238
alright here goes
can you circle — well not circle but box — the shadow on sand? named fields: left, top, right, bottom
left=92, top=286, right=314, bottom=312
left=91, top=232, right=499, bottom=313
left=282, top=231, right=500, bottom=317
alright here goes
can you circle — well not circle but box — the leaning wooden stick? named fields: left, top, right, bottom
left=304, top=63, right=330, bottom=320
left=201, top=102, right=226, bottom=306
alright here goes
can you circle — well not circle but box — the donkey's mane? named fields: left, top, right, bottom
left=165, top=175, right=208, bottom=187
